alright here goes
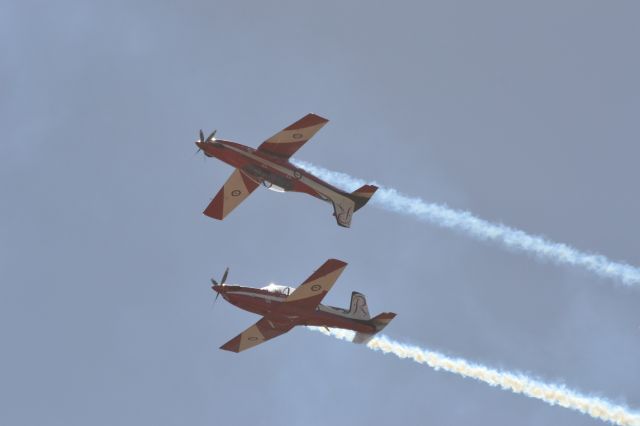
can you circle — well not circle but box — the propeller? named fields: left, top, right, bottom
left=198, top=129, right=217, bottom=143
left=211, top=267, right=229, bottom=303
left=195, top=129, right=217, bottom=155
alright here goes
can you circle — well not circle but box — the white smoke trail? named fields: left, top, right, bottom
left=309, top=327, right=640, bottom=426
left=292, top=159, right=640, bottom=286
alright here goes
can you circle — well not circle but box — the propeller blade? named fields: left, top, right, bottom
left=210, top=277, right=218, bottom=286
left=199, top=129, right=205, bottom=143
left=211, top=290, right=220, bottom=311
left=206, top=130, right=217, bottom=142
left=221, top=267, right=229, bottom=285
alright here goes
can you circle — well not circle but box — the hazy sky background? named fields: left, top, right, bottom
left=1, top=1, right=639, bottom=425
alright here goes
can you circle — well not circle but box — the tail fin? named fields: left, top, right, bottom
left=349, top=184, right=378, bottom=212
left=348, top=292, right=370, bottom=320
left=352, top=312, right=396, bottom=344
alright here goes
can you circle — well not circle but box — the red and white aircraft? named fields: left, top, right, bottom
left=195, top=113, right=378, bottom=227
left=212, top=259, right=396, bottom=353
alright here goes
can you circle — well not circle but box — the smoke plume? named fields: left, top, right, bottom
left=292, top=160, right=640, bottom=286
left=309, top=327, right=640, bottom=426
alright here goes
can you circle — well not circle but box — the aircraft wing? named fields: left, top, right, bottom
left=257, top=113, right=329, bottom=159
left=220, top=317, right=295, bottom=353
left=204, top=168, right=259, bottom=220
left=286, top=259, right=348, bottom=309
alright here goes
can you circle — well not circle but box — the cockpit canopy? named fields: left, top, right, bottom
left=261, top=283, right=296, bottom=295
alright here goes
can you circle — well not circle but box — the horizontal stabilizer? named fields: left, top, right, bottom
left=352, top=312, right=396, bottom=344
left=350, top=184, right=378, bottom=212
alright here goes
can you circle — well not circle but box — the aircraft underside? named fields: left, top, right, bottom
left=196, top=113, right=377, bottom=228
left=224, top=292, right=376, bottom=334
left=241, top=163, right=332, bottom=201
left=212, top=259, right=395, bottom=352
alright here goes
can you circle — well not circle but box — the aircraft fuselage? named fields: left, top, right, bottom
left=197, top=139, right=355, bottom=220
left=214, top=284, right=377, bottom=334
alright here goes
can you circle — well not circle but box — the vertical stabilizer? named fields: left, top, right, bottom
left=348, top=292, right=370, bottom=320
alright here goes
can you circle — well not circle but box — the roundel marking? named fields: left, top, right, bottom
left=292, top=133, right=303, bottom=139
left=248, top=336, right=259, bottom=341
left=231, top=189, right=242, bottom=197
left=311, top=284, right=322, bottom=292
left=293, top=169, right=302, bottom=179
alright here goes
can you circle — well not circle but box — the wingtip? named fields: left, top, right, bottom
left=326, top=258, right=348, bottom=269
left=379, top=312, right=397, bottom=320
left=306, top=112, right=329, bottom=123
left=203, top=191, right=225, bottom=219
left=203, top=210, right=224, bottom=220
left=219, top=336, right=242, bottom=353
left=286, top=113, right=329, bottom=130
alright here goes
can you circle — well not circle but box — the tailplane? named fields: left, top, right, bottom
left=349, top=184, right=378, bottom=212
left=331, top=184, right=378, bottom=227
left=352, top=312, right=396, bottom=344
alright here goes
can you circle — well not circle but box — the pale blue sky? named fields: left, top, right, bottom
left=1, top=1, right=639, bottom=425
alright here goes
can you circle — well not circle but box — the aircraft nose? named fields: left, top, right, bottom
left=195, top=141, right=215, bottom=157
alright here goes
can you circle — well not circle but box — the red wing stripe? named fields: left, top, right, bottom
left=285, top=113, right=329, bottom=130
left=258, top=140, right=306, bottom=158
left=285, top=259, right=348, bottom=306
left=240, top=171, right=259, bottom=191
left=302, top=259, right=347, bottom=284
left=220, top=335, right=242, bottom=352
left=220, top=318, right=294, bottom=353
left=203, top=169, right=258, bottom=220
left=257, top=113, right=329, bottom=159
left=203, top=189, right=224, bottom=219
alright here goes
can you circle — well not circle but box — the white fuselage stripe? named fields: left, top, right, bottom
left=227, top=289, right=365, bottom=321
left=226, top=290, right=285, bottom=302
